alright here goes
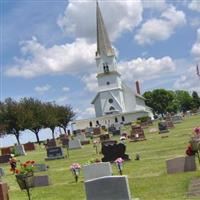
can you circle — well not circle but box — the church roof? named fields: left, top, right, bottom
left=96, top=1, right=115, bottom=57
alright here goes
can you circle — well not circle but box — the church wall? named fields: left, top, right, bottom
left=94, top=96, right=103, bottom=117
left=136, top=96, right=146, bottom=107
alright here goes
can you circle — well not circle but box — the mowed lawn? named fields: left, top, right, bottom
left=1, top=115, right=200, bottom=200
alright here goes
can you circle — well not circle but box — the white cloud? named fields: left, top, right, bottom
left=135, top=6, right=186, bottom=45
left=76, top=106, right=95, bottom=120
left=83, top=56, right=175, bottom=92
left=57, top=0, right=143, bottom=42
left=5, top=37, right=96, bottom=78
left=118, top=56, right=175, bottom=81
left=34, top=84, right=51, bottom=94
left=174, top=66, right=200, bottom=93
left=62, top=87, right=70, bottom=92
left=188, top=0, right=200, bottom=12
left=191, top=28, right=200, bottom=61
left=55, top=95, right=68, bottom=105
left=82, top=73, right=98, bottom=93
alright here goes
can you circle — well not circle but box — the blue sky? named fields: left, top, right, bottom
left=1, top=0, right=200, bottom=121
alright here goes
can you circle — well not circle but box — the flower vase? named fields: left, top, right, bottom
left=73, top=169, right=79, bottom=183
left=16, top=172, right=34, bottom=190
left=117, top=163, right=123, bottom=175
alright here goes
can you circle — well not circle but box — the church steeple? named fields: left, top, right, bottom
left=96, top=1, right=115, bottom=57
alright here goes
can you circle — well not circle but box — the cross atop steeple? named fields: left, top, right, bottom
left=96, top=1, right=115, bottom=57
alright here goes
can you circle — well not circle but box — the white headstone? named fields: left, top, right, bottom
left=75, top=134, right=87, bottom=142
left=13, top=145, right=26, bottom=156
left=68, top=139, right=82, bottom=149
left=83, top=162, right=112, bottom=181
left=0, top=168, right=5, bottom=177
left=84, top=176, right=132, bottom=200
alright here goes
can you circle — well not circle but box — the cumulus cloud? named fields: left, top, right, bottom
left=188, top=0, right=200, bottom=12
left=82, top=73, right=98, bottom=92
left=62, top=86, right=70, bottom=92
left=174, top=66, right=200, bottom=93
left=57, top=0, right=143, bottom=42
left=76, top=106, right=95, bottom=120
left=141, top=0, right=167, bottom=10
left=191, top=28, right=200, bottom=61
left=34, top=84, right=51, bottom=94
left=83, top=56, right=175, bottom=92
left=5, top=37, right=96, bottom=78
left=135, top=6, right=186, bottom=45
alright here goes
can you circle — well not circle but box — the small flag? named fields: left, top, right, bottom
left=197, top=64, right=200, bottom=76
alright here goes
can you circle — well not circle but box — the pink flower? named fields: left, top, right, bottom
left=70, top=163, right=81, bottom=170
left=115, top=157, right=124, bottom=164
left=194, top=127, right=200, bottom=135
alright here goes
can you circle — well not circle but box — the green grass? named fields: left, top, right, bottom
left=1, top=115, right=200, bottom=200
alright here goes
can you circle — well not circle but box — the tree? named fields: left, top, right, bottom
left=174, top=90, right=193, bottom=112
left=143, top=89, right=174, bottom=115
left=20, top=98, right=45, bottom=145
left=192, top=91, right=200, bottom=109
left=56, top=105, right=75, bottom=134
left=43, top=102, right=59, bottom=139
left=0, top=98, right=24, bottom=144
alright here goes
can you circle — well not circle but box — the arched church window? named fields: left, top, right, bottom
left=103, top=63, right=109, bottom=73
left=108, top=98, right=113, bottom=103
left=115, top=117, right=118, bottom=123
left=109, top=106, right=115, bottom=110
left=106, top=81, right=110, bottom=85
left=96, top=120, right=99, bottom=125
left=89, top=121, right=93, bottom=127
left=122, top=116, right=125, bottom=122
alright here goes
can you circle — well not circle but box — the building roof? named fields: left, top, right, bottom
left=96, top=1, right=115, bottom=57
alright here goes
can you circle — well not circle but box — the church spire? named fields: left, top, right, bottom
left=96, top=1, right=115, bottom=57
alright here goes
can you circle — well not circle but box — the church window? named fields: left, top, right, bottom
left=108, top=98, right=113, bottom=103
left=103, top=63, right=109, bottom=73
left=115, top=117, right=118, bottom=123
left=96, top=120, right=99, bottom=125
left=109, top=106, right=115, bottom=110
left=106, top=81, right=110, bottom=85
left=122, top=116, right=125, bottom=122
left=89, top=121, right=93, bottom=127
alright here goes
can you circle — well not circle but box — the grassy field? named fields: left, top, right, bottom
left=1, top=115, right=200, bottom=200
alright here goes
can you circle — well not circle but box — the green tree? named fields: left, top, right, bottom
left=57, top=105, right=75, bottom=134
left=192, top=91, right=200, bottom=109
left=20, top=98, right=45, bottom=144
left=0, top=98, right=24, bottom=144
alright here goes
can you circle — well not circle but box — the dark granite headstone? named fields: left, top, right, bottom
left=45, top=147, right=64, bottom=161
left=33, top=175, right=50, bottom=187
left=1, top=148, right=11, bottom=156
left=101, top=143, right=130, bottom=162
left=0, top=155, right=11, bottom=164
left=158, top=121, right=169, bottom=133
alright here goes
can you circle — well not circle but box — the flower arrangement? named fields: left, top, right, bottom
left=115, top=157, right=124, bottom=175
left=70, top=163, right=81, bottom=183
left=9, top=156, right=17, bottom=174
left=194, top=127, right=200, bottom=136
left=14, top=160, right=35, bottom=175
left=186, top=144, right=196, bottom=156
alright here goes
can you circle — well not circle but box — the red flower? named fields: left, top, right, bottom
left=30, top=160, right=35, bottom=164
left=15, top=169, right=20, bottom=174
left=26, top=160, right=31, bottom=164
left=23, top=163, right=27, bottom=168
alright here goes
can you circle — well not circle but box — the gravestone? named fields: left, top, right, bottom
left=0, top=182, right=9, bottom=200
left=100, top=134, right=110, bottom=142
left=130, top=125, right=145, bottom=141
left=0, top=168, right=5, bottom=177
left=68, top=139, right=82, bottom=150
left=84, top=176, right=132, bottom=200
left=34, top=164, right=48, bottom=172
left=83, top=162, right=112, bottom=181
left=13, top=145, right=26, bottom=156
left=166, top=156, right=196, bottom=174
left=172, top=115, right=183, bottom=124
left=33, top=175, right=50, bottom=187
left=165, top=120, right=174, bottom=129
left=46, top=139, right=57, bottom=148
left=75, top=134, right=90, bottom=145
left=149, top=127, right=158, bottom=133
left=0, top=155, right=12, bottom=164
left=101, top=140, right=117, bottom=146
left=24, top=142, right=35, bottom=151
left=187, top=178, right=200, bottom=197
left=1, top=147, right=11, bottom=156
left=93, top=127, right=101, bottom=135
left=102, top=143, right=130, bottom=162
left=158, top=121, right=169, bottom=134
left=45, top=147, right=65, bottom=161
left=140, top=122, right=148, bottom=129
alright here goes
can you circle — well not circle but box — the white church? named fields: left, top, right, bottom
left=74, top=2, right=153, bottom=130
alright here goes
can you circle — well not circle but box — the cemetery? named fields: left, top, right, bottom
left=0, top=115, right=199, bottom=199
